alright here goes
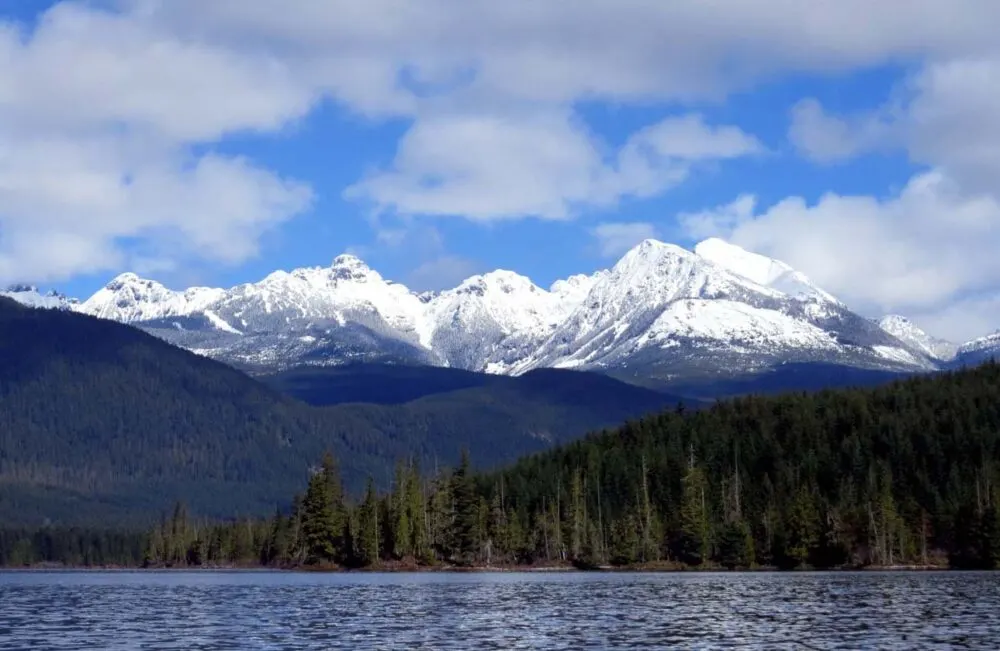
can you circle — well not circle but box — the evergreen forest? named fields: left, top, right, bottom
left=6, top=362, right=1000, bottom=570
left=0, top=297, right=676, bottom=525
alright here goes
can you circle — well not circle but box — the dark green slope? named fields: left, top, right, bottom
left=262, top=363, right=496, bottom=406
left=613, top=362, right=912, bottom=400
left=0, top=300, right=682, bottom=525
left=320, top=367, right=686, bottom=472
left=0, top=299, right=346, bottom=525
left=485, top=362, right=1000, bottom=568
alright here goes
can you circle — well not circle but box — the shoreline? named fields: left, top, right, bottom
left=0, top=562, right=956, bottom=573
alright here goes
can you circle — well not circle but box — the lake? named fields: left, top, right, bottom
left=0, top=571, right=998, bottom=649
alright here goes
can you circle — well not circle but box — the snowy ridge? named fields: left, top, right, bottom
left=2, top=285, right=78, bottom=310
left=424, top=270, right=585, bottom=373
left=513, top=239, right=918, bottom=376
left=877, top=315, right=958, bottom=362
left=15, top=238, right=971, bottom=378
left=953, top=331, right=1000, bottom=366
left=960, top=331, right=1000, bottom=354
left=80, top=273, right=225, bottom=322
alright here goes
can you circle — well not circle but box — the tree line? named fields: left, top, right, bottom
left=8, top=362, right=1000, bottom=570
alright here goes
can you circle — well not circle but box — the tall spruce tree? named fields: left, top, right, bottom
left=452, top=450, right=479, bottom=564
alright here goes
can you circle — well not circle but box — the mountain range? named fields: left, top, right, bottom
left=4, top=238, right=996, bottom=384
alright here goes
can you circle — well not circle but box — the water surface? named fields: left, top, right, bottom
left=1, top=570, right=998, bottom=649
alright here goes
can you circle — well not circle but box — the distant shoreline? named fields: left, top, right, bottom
left=0, top=562, right=956, bottom=573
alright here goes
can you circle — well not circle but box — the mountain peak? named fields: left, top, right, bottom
left=614, top=238, right=693, bottom=270
left=453, top=269, right=539, bottom=297
left=331, top=253, right=367, bottom=268
left=81, top=273, right=220, bottom=323
left=329, top=253, right=377, bottom=282
left=105, top=272, right=150, bottom=290
left=631, top=238, right=685, bottom=255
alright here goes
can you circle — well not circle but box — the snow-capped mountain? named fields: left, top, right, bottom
left=423, top=270, right=585, bottom=374
left=953, top=331, right=1000, bottom=367
left=514, top=239, right=929, bottom=378
left=81, top=273, right=226, bottom=323
left=14, top=238, right=981, bottom=380
left=2, top=285, right=78, bottom=310
left=877, top=315, right=959, bottom=362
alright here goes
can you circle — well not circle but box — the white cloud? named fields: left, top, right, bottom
left=0, top=3, right=317, bottom=142
left=779, top=41, right=1000, bottom=339
left=905, top=58, right=1000, bottom=195
left=0, top=131, right=313, bottom=283
left=346, top=112, right=761, bottom=221
left=4, top=0, right=1000, bottom=336
left=679, top=171, right=1000, bottom=341
left=120, top=0, right=1000, bottom=227
left=0, top=3, right=316, bottom=285
left=128, top=0, right=1000, bottom=107
left=591, top=222, right=660, bottom=258
left=345, top=112, right=608, bottom=221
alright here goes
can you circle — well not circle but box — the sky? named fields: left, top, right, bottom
left=1, top=1, right=999, bottom=342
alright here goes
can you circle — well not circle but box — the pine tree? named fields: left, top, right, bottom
left=569, top=468, right=585, bottom=561
left=786, top=486, right=820, bottom=567
left=301, top=453, right=345, bottom=564
left=718, top=520, right=754, bottom=569
left=452, top=450, right=479, bottom=564
left=407, top=464, right=430, bottom=562
left=391, top=460, right=412, bottom=560
left=356, top=476, right=380, bottom=567
left=678, top=462, right=711, bottom=565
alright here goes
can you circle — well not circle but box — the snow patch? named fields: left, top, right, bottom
left=204, top=310, right=243, bottom=335
left=694, top=238, right=839, bottom=303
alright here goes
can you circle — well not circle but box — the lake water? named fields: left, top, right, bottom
left=0, top=571, right=998, bottom=649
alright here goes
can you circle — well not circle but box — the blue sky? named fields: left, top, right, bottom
left=1, top=1, right=998, bottom=341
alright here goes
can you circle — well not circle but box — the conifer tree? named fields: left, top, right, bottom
left=391, top=461, right=411, bottom=559
left=356, top=477, right=380, bottom=566
left=452, top=450, right=478, bottom=564
left=301, top=453, right=344, bottom=564
left=678, top=462, right=711, bottom=565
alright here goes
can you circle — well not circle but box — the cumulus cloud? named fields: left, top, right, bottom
left=592, top=222, right=660, bottom=258
left=346, top=112, right=761, bottom=220
left=906, top=58, right=1000, bottom=195
left=776, top=32, right=1000, bottom=339
left=127, top=0, right=1000, bottom=107
left=679, top=171, right=1000, bottom=341
left=4, top=0, right=1000, bottom=347
left=122, top=0, right=1000, bottom=223
left=0, top=3, right=316, bottom=285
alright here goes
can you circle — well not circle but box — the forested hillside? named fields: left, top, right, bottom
left=482, top=362, right=1000, bottom=569
left=0, top=299, right=676, bottom=525
left=30, top=361, right=997, bottom=571
left=119, top=364, right=1000, bottom=568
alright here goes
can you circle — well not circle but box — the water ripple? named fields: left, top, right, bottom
left=0, top=571, right=998, bottom=649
